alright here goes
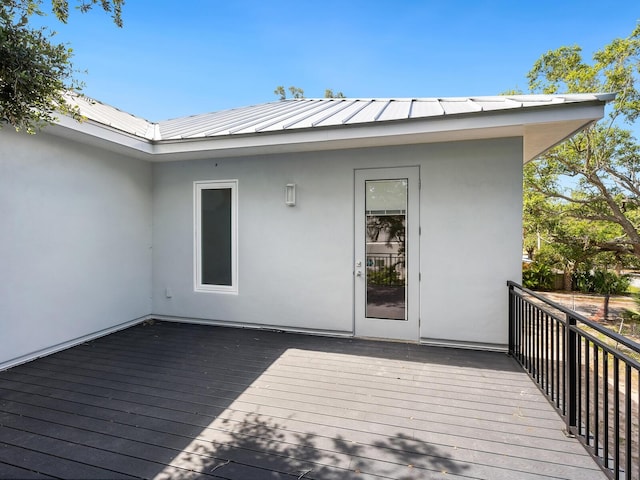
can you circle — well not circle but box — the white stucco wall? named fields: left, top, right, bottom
left=0, top=131, right=522, bottom=368
left=420, top=140, right=523, bottom=348
left=152, top=148, right=355, bottom=333
left=0, top=129, right=153, bottom=368
left=152, top=138, right=523, bottom=348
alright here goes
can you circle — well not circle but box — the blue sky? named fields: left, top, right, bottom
left=41, top=0, right=640, bottom=121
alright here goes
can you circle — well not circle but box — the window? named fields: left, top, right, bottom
left=194, top=180, right=238, bottom=293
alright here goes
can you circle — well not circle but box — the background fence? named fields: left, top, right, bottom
left=366, top=254, right=405, bottom=286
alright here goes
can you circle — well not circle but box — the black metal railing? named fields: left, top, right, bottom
left=508, top=281, right=640, bottom=480
left=366, top=254, right=405, bottom=286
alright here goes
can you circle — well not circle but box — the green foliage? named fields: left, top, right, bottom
left=274, top=86, right=347, bottom=100
left=0, top=0, right=124, bottom=133
left=523, top=25, right=640, bottom=268
left=50, top=0, right=123, bottom=26
left=273, top=85, right=286, bottom=100
left=622, top=293, right=640, bottom=322
left=522, top=262, right=554, bottom=290
left=288, top=86, right=304, bottom=99
left=621, top=309, right=640, bottom=322
left=572, top=269, right=596, bottom=292
left=366, top=214, right=405, bottom=254
left=274, top=85, right=304, bottom=100
left=324, top=89, right=345, bottom=98
left=572, top=268, right=630, bottom=294
left=367, top=266, right=403, bottom=286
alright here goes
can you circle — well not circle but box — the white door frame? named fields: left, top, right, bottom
left=354, top=166, right=420, bottom=341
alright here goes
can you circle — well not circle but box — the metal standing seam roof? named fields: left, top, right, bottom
left=65, top=93, right=613, bottom=142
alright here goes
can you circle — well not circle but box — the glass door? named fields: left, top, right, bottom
left=354, top=167, right=419, bottom=341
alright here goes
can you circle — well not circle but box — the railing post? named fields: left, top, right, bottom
left=565, top=312, right=577, bottom=436
left=508, top=282, right=514, bottom=356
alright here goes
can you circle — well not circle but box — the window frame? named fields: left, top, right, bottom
left=194, top=179, right=238, bottom=294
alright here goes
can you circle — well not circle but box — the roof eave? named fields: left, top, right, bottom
left=50, top=114, right=155, bottom=159
left=48, top=99, right=607, bottom=162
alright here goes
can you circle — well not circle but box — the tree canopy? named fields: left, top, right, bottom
left=523, top=24, right=640, bottom=279
left=274, top=85, right=345, bottom=100
left=0, top=0, right=124, bottom=133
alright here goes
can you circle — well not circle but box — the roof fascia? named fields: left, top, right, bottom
left=49, top=99, right=607, bottom=162
left=52, top=114, right=154, bottom=159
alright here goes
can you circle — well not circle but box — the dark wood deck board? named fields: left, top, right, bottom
left=0, top=411, right=317, bottom=479
left=0, top=381, right=587, bottom=472
left=3, top=364, right=562, bottom=441
left=0, top=459, right=57, bottom=479
left=0, top=437, right=139, bottom=479
left=0, top=322, right=606, bottom=480
left=12, top=361, right=562, bottom=439
left=29, top=341, right=550, bottom=414
left=32, top=352, right=532, bottom=409
left=0, top=369, right=570, bottom=457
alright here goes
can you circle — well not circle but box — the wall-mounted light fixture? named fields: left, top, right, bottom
left=285, top=183, right=296, bottom=206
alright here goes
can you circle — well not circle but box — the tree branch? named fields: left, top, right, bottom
left=538, top=189, right=596, bottom=205
left=602, top=164, right=640, bottom=197
left=567, top=211, right=622, bottom=223
left=583, top=170, right=640, bottom=245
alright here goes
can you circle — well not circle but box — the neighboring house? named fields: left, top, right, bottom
left=0, top=94, right=611, bottom=369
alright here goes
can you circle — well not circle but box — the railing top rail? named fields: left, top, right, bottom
left=508, top=280, right=640, bottom=355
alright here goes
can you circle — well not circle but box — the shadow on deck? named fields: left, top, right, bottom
left=0, top=321, right=606, bottom=479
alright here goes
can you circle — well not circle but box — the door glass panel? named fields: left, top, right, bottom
left=365, top=179, right=407, bottom=320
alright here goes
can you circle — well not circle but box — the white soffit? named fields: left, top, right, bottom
left=59, top=94, right=613, bottom=162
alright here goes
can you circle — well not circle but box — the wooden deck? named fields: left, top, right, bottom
left=0, top=321, right=606, bottom=480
